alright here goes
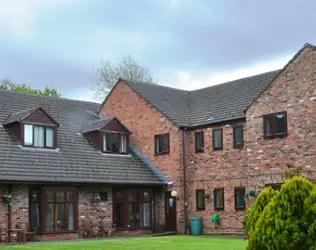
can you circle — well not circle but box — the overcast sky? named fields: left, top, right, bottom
left=0, top=0, right=315, bottom=102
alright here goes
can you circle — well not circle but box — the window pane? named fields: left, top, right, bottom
left=66, top=191, right=74, bottom=202
left=156, top=134, right=169, bottom=154
left=24, top=124, right=33, bottom=145
left=45, top=204, right=54, bottom=232
left=103, top=134, right=107, bottom=151
left=128, top=203, right=141, bottom=228
left=128, top=191, right=136, bottom=202
left=213, top=130, right=222, bottom=148
left=144, top=192, right=151, bottom=202
left=56, top=191, right=65, bottom=202
left=141, top=203, right=150, bottom=227
left=114, top=203, right=124, bottom=227
left=114, top=191, right=124, bottom=202
left=275, top=113, right=286, bottom=134
left=31, top=191, right=39, bottom=202
left=104, top=133, right=120, bottom=153
left=34, top=125, right=44, bottom=147
left=65, top=203, right=74, bottom=230
left=197, top=190, right=205, bottom=209
left=235, top=126, right=243, bottom=146
left=195, top=132, right=203, bottom=151
left=264, top=118, right=273, bottom=136
left=46, top=127, right=54, bottom=147
left=46, top=190, right=54, bottom=202
left=56, top=204, right=65, bottom=231
left=235, top=188, right=245, bottom=208
left=215, top=189, right=223, bottom=209
left=121, top=135, right=127, bottom=153
left=30, top=203, right=40, bottom=231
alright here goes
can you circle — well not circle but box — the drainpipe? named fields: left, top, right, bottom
left=182, top=128, right=188, bottom=235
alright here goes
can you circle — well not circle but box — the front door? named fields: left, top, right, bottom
left=165, top=192, right=177, bottom=231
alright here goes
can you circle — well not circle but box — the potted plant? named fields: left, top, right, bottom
left=204, top=193, right=210, bottom=199
left=211, top=213, right=220, bottom=228
left=3, top=191, right=12, bottom=207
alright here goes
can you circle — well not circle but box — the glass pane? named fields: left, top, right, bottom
left=65, top=204, right=74, bottom=230
left=235, top=126, right=243, bottom=145
left=275, top=114, right=286, bottom=134
left=141, top=203, right=150, bottom=227
left=121, top=135, right=127, bottom=153
left=56, top=204, right=65, bottom=231
left=45, top=204, right=54, bottom=232
left=196, top=132, right=202, bottom=150
left=56, top=191, right=65, bottom=202
left=136, top=191, right=143, bottom=201
left=24, top=124, right=33, bottom=145
left=215, top=190, right=223, bottom=208
left=31, top=191, right=39, bottom=202
left=159, top=135, right=169, bottom=152
left=128, top=203, right=140, bottom=228
left=103, top=134, right=107, bottom=151
left=114, top=203, right=124, bottom=227
left=105, top=133, right=120, bottom=153
left=144, top=192, right=151, bottom=202
left=264, top=118, right=273, bottom=136
left=46, top=127, right=54, bottom=147
left=197, top=191, right=204, bottom=208
left=213, top=130, right=222, bottom=148
left=128, top=191, right=136, bottom=202
left=236, top=189, right=245, bottom=208
left=46, top=190, right=54, bottom=202
left=114, top=191, right=124, bottom=202
left=34, top=125, right=44, bottom=147
left=66, top=191, right=74, bottom=202
left=30, top=203, right=40, bottom=231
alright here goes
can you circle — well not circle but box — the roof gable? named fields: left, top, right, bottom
left=4, top=106, right=59, bottom=126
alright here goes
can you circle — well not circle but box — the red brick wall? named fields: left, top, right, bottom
left=99, top=81, right=185, bottom=233
left=246, top=46, right=316, bottom=190
left=186, top=123, right=247, bottom=234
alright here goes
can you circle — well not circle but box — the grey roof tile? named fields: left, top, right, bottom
left=122, top=70, right=281, bottom=127
left=0, top=90, right=163, bottom=185
left=81, top=116, right=114, bottom=133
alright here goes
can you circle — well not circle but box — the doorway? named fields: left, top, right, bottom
left=165, top=192, right=177, bottom=231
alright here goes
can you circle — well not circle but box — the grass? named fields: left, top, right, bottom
left=0, top=236, right=247, bottom=250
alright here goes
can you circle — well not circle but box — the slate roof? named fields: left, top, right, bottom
left=81, top=116, right=114, bottom=133
left=0, top=90, right=164, bottom=185
left=120, top=70, right=281, bottom=127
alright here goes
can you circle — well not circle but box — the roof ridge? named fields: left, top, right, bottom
left=0, top=89, right=100, bottom=106
left=190, top=69, right=282, bottom=93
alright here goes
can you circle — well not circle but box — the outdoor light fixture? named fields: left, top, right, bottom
left=171, top=190, right=177, bottom=197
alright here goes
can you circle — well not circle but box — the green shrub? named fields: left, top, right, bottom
left=305, top=188, right=316, bottom=249
left=246, top=186, right=277, bottom=239
left=248, top=176, right=313, bottom=250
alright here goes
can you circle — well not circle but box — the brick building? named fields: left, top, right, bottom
left=0, top=43, right=316, bottom=241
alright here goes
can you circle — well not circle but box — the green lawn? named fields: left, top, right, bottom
left=0, top=236, right=247, bottom=250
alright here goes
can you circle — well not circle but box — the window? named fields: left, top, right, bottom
left=195, top=131, right=204, bottom=152
left=234, top=187, right=245, bottom=210
left=214, top=188, right=224, bottom=210
left=263, top=112, right=287, bottom=138
left=99, top=192, right=108, bottom=201
left=23, top=124, right=55, bottom=148
left=212, top=129, right=223, bottom=150
left=113, top=189, right=152, bottom=229
left=196, top=190, right=205, bottom=210
left=265, top=183, right=282, bottom=190
left=103, top=133, right=128, bottom=154
left=233, top=125, right=244, bottom=148
left=154, top=133, right=169, bottom=155
left=29, top=188, right=77, bottom=233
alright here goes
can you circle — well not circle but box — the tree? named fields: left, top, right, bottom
left=248, top=176, right=313, bottom=250
left=0, top=79, right=61, bottom=97
left=246, top=186, right=278, bottom=241
left=91, top=55, right=154, bottom=101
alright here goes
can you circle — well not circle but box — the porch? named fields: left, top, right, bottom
left=0, top=183, right=168, bottom=243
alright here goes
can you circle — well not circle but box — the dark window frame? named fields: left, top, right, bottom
left=233, top=124, right=244, bottom=148
left=29, top=187, right=78, bottom=234
left=154, top=133, right=170, bottom=155
left=23, top=123, right=56, bottom=149
left=234, top=187, right=245, bottom=210
left=195, top=131, right=204, bottom=153
left=196, top=189, right=205, bottom=211
left=113, top=188, right=153, bottom=230
left=102, top=132, right=128, bottom=154
left=263, top=111, right=288, bottom=139
left=212, top=128, right=223, bottom=150
left=214, top=188, right=224, bottom=210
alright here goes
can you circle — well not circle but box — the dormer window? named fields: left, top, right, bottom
left=103, top=133, right=128, bottom=154
left=24, top=124, right=55, bottom=148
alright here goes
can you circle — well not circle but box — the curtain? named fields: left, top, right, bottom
left=34, top=126, right=44, bottom=147
left=46, top=128, right=54, bottom=147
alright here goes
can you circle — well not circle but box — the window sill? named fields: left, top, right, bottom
left=213, top=147, right=223, bottom=151
left=264, top=133, right=288, bottom=140
left=154, top=152, right=170, bottom=156
left=195, top=150, right=204, bottom=153
left=233, top=145, right=243, bottom=149
left=196, top=208, right=205, bottom=211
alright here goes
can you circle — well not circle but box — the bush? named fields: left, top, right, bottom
left=246, top=186, right=278, bottom=239
left=305, top=188, right=316, bottom=249
left=248, top=176, right=313, bottom=250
